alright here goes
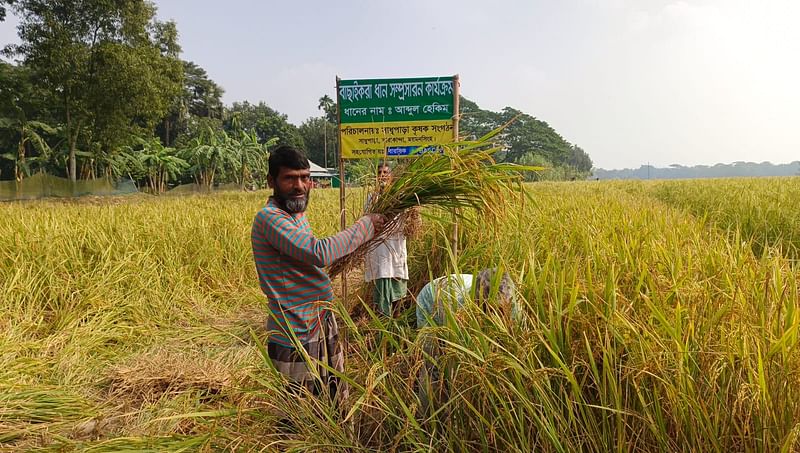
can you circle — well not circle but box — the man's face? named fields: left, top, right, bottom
left=268, top=167, right=312, bottom=213
left=378, top=166, right=392, bottom=188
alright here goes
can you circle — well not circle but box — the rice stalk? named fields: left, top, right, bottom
left=328, top=129, right=536, bottom=278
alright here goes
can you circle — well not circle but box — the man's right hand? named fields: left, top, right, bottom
left=366, top=214, right=387, bottom=234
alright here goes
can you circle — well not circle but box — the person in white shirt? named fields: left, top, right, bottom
left=364, top=163, right=413, bottom=316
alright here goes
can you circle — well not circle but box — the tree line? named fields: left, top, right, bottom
left=594, top=161, right=800, bottom=180
left=0, top=0, right=592, bottom=192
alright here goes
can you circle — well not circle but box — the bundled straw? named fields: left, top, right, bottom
left=328, top=129, right=536, bottom=278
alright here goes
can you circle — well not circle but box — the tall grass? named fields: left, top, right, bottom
left=1, top=181, right=799, bottom=451
left=627, top=177, right=800, bottom=261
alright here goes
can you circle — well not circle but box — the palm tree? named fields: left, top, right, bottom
left=318, top=95, right=337, bottom=124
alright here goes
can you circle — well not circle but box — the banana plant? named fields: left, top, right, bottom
left=0, top=117, right=57, bottom=181
left=181, top=125, right=239, bottom=189
left=233, top=130, right=276, bottom=189
left=127, top=137, right=188, bottom=194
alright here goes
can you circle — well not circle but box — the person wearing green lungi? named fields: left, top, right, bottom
left=364, top=164, right=410, bottom=316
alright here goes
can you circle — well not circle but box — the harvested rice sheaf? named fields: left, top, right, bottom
left=328, top=134, right=533, bottom=278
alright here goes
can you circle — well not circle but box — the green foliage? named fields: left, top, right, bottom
left=0, top=62, right=58, bottom=179
left=0, top=62, right=50, bottom=122
left=0, top=119, right=57, bottom=179
left=517, top=153, right=553, bottom=181
left=318, top=94, right=337, bottom=123
left=344, top=159, right=375, bottom=184
left=127, top=137, right=187, bottom=193
left=460, top=96, right=593, bottom=176
left=155, top=60, right=223, bottom=148
left=225, top=101, right=303, bottom=150
left=175, top=122, right=276, bottom=190
left=232, top=128, right=276, bottom=189
left=298, top=116, right=336, bottom=167
left=88, top=41, right=183, bottom=152
left=182, top=61, right=224, bottom=119
left=180, top=125, right=237, bottom=189
left=4, top=0, right=183, bottom=181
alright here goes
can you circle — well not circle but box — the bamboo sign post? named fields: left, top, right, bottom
left=335, top=75, right=460, bottom=303
left=335, top=77, right=348, bottom=303
left=451, top=75, right=460, bottom=259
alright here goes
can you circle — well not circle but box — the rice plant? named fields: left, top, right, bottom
left=1, top=179, right=799, bottom=451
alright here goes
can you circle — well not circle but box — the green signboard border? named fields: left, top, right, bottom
left=338, top=76, right=456, bottom=124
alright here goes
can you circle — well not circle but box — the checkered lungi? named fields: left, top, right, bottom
left=267, top=313, right=348, bottom=404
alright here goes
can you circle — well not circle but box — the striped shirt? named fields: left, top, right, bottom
left=251, top=197, right=374, bottom=347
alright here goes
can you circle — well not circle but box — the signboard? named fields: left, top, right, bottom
left=337, top=76, right=457, bottom=159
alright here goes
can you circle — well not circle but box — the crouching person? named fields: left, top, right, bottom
left=415, top=268, right=518, bottom=414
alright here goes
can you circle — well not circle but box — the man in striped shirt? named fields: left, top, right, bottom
left=251, top=145, right=385, bottom=403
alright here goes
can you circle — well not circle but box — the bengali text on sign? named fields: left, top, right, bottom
left=340, top=120, right=454, bottom=159
left=337, top=76, right=456, bottom=159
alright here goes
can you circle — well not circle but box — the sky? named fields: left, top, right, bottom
left=2, top=0, right=799, bottom=169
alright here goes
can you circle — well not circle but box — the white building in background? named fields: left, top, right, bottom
left=308, top=160, right=333, bottom=178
